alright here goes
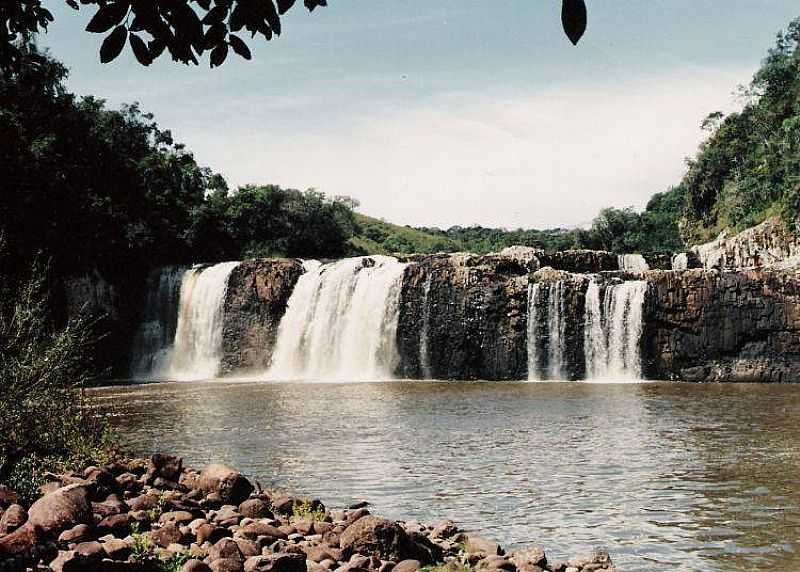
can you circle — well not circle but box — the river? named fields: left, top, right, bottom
left=92, top=380, right=800, bottom=572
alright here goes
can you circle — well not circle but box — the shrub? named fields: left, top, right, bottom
left=0, top=245, right=116, bottom=502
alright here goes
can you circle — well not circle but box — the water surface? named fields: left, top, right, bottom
left=93, top=381, right=800, bottom=572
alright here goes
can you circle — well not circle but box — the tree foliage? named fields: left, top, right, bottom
left=0, top=1, right=587, bottom=71
left=680, top=18, right=800, bottom=243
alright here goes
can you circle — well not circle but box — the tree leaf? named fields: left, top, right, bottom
left=228, top=34, right=251, bottom=60
left=276, top=0, right=296, bottom=15
left=264, top=0, right=281, bottom=35
left=209, top=42, right=228, bottom=67
left=100, top=26, right=128, bottom=63
left=202, top=5, right=228, bottom=25
left=66, top=0, right=79, bottom=10
left=561, top=0, right=587, bottom=45
left=129, top=33, right=152, bottom=65
left=86, top=2, right=130, bottom=34
left=195, top=0, right=212, bottom=10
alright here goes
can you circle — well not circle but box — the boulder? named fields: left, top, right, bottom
left=340, top=516, right=426, bottom=563
left=0, top=504, right=27, bottom=534
left=198, top=465, right=254, bottom=505
left=208, top=537, right=245, bottom=562
left=393, top=560, right=421, bottom=572
left=238, top=522, right=287, bottom=541
left=183, top=561, right=214, bottom=572
left=463, top=536, right=503, bottom=557
left=244, top=553, right=307, bottom=572
left=58, top=523, right=93, bottom=545
left=510, top=546, right=547, bottom=571
left=210, top=559, right=246, bottom=572
left=151, top=523, right=183, bottom=548
left=26, top=483, right=92, bottom=536
left=239, top=499, right=271, bottom=519
left=147, top=453, right=184, bottom=483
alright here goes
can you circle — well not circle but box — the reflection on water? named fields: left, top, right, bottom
left=92, top=381, right=800, bottom=572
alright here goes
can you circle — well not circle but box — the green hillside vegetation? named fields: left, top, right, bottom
left=680, top=18, right=800, bottom=243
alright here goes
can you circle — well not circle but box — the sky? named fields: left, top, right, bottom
left=40, top=1, right=800, bottom=229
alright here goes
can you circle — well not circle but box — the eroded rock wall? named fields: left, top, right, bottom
left=643, top=269, right=800, bottom=382
left=220, top=259, right=304, bottom=374
left=396, top=254, right=529, bottom=380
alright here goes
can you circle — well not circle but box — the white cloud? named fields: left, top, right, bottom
left=184, top=66, right=750, bottom=229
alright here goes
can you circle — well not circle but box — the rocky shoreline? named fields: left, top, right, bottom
left=0, top=455, right=617, bottom=572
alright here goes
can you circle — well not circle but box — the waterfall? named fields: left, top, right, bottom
left=672, top=253, right=689, bottom=271
left=526, top=281, right=570, bottom=380
left=419, top=273, right=434, bottom=379
left=527, top=283, right=542, bottom=380
left=268, top=256, right=408, bottom=381
left=618, top=254, right=650, bottom=275
left=584, top=279, right=647, bottom=380
left=547, top=281, right=567, bottom=379
left=167, top=262, right=240, bottom=380
left=583, top=280, right=607, bottom=379
left=130, top=266, right=186, bottom=378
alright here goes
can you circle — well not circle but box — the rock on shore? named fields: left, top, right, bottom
left=0, top=455, right=618, bottom=572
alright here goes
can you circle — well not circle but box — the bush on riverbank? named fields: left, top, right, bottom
left=0, top=248, right=117, bottom=504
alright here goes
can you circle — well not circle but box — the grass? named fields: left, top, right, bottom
left=291, top=499, right=326, bottom=523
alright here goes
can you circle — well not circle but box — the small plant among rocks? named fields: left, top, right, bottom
left=291, top=498, right=326, bottom=522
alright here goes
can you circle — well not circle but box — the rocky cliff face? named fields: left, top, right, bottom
left=396, top=254, right=530, bottom=380
left=220, top=259, right=304, bottom=374
left=643, top=269, right=800, bottom=382
left=689, top=217, right=800, bottom=271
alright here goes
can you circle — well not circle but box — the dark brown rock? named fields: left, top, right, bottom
left=208, top=537, right=245, bottom=562
left=58, top=523, right=93, bottom=544
left=0, top=504, right=27, bottom=534
left=392, top=560, right=421, bottom=572
left=147, top=453, right=183, bottom=483
left=244, top=553, right=307, bottom=572
left=239, top=499, right=272, bottom=519
left=198, top=465, right=254, bottom=505
left=210, top=559, right=246, bottom=572
left=340, top=516, right=427, bottom=564
left=151, top=523, right=183, bottom=548
left=27, top=483, right=92, bottom=536
left=238, top=522, right=287, bottom=542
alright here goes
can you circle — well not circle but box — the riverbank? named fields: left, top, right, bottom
left=0, top=455, right=617, bottom=572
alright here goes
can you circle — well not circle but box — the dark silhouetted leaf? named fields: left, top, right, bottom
left=149, top=38, right=166, bottom=59
left=100, top=25, right=128, bottom=62
left=66, top=0, right=79, bottom=10
left=202, top=5, right=228, bottom=25
left=277, top=0, right=296, bottom=15
left=86, top=2, right=130, bottom=33
left=209, top=42, right=228, bottom=67
left=129, top=33, right=152, bottom=65
left=562, top=0, right=587, bottom=45
left=228, top=34, right=251, bottom=59
left=229, top=5, right=245, bottom=31
left=264, top=0, right=281, bottom=35
left=196, top=0, right=212, bottom=9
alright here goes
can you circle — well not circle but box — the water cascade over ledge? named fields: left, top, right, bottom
left=130, top=261, right=240, bottom=380
left=268, top=256, right=408, bottom=381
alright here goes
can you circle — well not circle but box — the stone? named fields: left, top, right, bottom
left=74, top=540, right=104, bottom=560
left=97, top=513, right=133, bottom=536
left=339, top=516, right=427, bottom=564
left=0, top=485, right=19, bottom=509
left=208, top=538, right=245, bottom=562
left=509, top=546, right=547, bottom=570
left=392, top=560, right=420, bottom=572
left=463, top=536, right=502, bottom=557
left=429, top=520, right=457, bottom=540
left=197, top=523, right=230, bottom=545
left=238, top=522, right=287, bottom=541
left=239, top=499, right=272, bottom=519
left=0, top=504, right=27, bottom=534
left=244, top=553, right=307, bottom=572
left=210, top=559, right=246, bottom=572
left=147, top=454, right=184, bottom=483
left=151, top=523, right=183, bottom=548
left=182, top=561, right=214, bottom=572
left=161, top=511, right=196, bottom=525
left=235, top=539, right=261, bottom=558
left=127, top=494, right=160, bottom=512
left=198, top=465, right=254, bottom=506
left=102, top=537, right=132, bottom=560
left=58, top=523, right=93, bottom=544
left=23, top=483, right=92, bottom=540
left=270, top=497, right=297, bottom=516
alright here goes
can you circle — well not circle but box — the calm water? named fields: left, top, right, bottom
left=92, top=381, right=800, bottom=572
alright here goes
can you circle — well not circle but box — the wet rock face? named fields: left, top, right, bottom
left=643, top=269, right=800, bottom=382
left=221, top=259, right=304, bottom=373
left=396, top=255, right=529, bottom=380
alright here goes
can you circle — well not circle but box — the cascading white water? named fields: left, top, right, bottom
left=547, top=281, right=567, bottom=379
left=268, top=256, right=408, bottom=381
left=527, top=283, right=542, bottom=381
left=166, top=261, right=240, bottom=381
left=618, top=254, right=650, bottom=275
left=583, top=280, right=607, bottom=380
left=584, top=279, right=647, bottom=380
left=671, top=253, right=689, bottom=271
left=419, top=273, right=434, bottom=379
